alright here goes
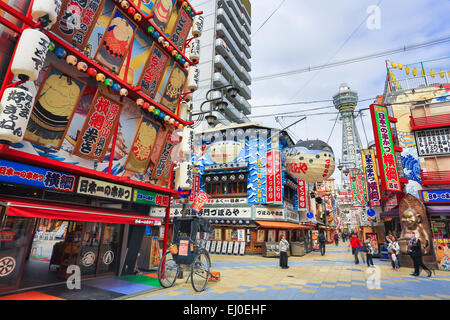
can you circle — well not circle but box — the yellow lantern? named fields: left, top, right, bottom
left=439, top=70, right=445, bottom=78
left=430, top=69, right=435, bottom=78
left=398, top=64, right=403, bottom=70
left=412, top=68, right=417, bottom=76
left=391, top=61, right=397, bottom=69
left=405, top=66, right=410, bottom=75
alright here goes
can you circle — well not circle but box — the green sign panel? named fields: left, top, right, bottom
left=133, top=189, right=170, bottom=207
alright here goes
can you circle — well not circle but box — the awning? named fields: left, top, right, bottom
left=255, top=221, right=309, bottom=230
left=380, top=206, right=399, bottom=218
left=426, top=205, right=450, bottom=216
left=0, top=198, right=163, bottom=226
left=299, top=219, right=325, bottom=225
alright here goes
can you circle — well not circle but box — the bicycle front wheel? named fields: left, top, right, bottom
left=191, top=248, right=211, bottom=292
left=158, top=251, right=179, bottom=288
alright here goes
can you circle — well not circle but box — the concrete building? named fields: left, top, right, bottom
left=190, top=0, right=252, bottom=126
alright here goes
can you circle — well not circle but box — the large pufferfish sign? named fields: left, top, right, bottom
left=285, top=140, right=335, bottom=182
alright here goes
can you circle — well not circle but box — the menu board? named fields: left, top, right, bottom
left=210, top=240, right=216, bottom=253
left=215, top=240, right=222, bottom=254
left=205, top=240, right=211, bottom=252
left=415, top=127, right=450, bottom=157
left=227, top=242, right=234, bottom=254
left=221, top=241, right=228, bottom=254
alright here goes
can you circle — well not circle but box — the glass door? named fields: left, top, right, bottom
left=77, top=222, right=102, bottom=277
left=0, top=213, right=34, bottom=293
left=96, top=224, right=121, bottom=275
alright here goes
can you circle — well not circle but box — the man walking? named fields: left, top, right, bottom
left=334, top=232, right=339, bottom=246
left=318, top=231, right=326, bottom=256
left=279, top=235, right=290, bottom=269
left=408, top=235, right=432, bottom=277
left=365, top=239, right=375, bottom=267
left=350, top=233, right=363, bottom=264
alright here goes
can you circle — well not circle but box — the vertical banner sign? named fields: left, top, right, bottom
left=370, top=104, right=401, bottom=192
left=266, top=151, right=274, bottom=203
left=274, top=150, right=282, bottom=203
left=189, top=175, right=200, bottom=202
left=169, top=8, right=193, bottom=50
left=51, top=0, right=106, bottom=51
left=297, top=179, right=307, bottom=209
left=73, top=92, right=123, bottom=161
left=138, top=44, right=170, bottom=98
left=191, top=191, right=209, bottom=213
left=349, top=169, right=367, bottom=206
left=361, top=149, right=381, bottom=206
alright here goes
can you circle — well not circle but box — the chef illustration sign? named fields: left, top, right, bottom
left=191, top=191, right=209, bottom=213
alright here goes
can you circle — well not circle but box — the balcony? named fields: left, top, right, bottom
left=410, top=113, right=450, bottom=130
left=421, top=169, right=450, bottom=185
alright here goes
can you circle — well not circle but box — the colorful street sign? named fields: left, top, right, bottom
left=370, top=104, right=401, bottom=192
left=133, top=189, right=170, bottom=207
left=77, top=176, right=131, bottom=201
left=349, top=169, right=367, bottom=206
left=191, top=191, right=209, bottom=213
left=421, top=190, right=450, bottom=203
left=297, top=179, right=308, bottom=209
left=0, top=159, right=76, bottom=192
left=361, top=149, right=381, bottom=206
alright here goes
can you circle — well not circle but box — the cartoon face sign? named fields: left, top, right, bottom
left=59, top=4, right=82, bottom=35
left=208, top=141, right=244, bottom=164
left=153, top=0, right=173, bottom=27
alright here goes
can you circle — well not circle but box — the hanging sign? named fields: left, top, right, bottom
left=297, top=179, right=308, bottom=209
left=174, top=161, right=193, bottom=191
left=255, top=207, right=284, bottom=220
left=415, top=127, right=450, bottom=157
left=77, top=176, right=132, bottom=201
left=0, top=159, right=76, bottom=192
left=133, top=188, right=170, bottom=207
left=73, top=92, right=123, bottom=161
left=0, top=87, right=34, bottom=143
left=191, top=15, right=204, bottom=37
left=421, top=190, right=450, bottom=203
left=370, top=104, right=401, bottom=192
left=137, top=44, right=170, bottom=98
left=189, top=37, right=200, bottom=63
left=349, top=169, right=367, bottom=206
left=31, top=0, right=63, bottom=27
left=169, top=7, right=193, bottom=50
left=51, top=0, right=105, bottom=51
left=189, top=175, right=200, bottom=202
left=152, top=133, right=176, bottom=180
left=190, top=191, right=209, bottom=213
left=159, top=65, right=187, bottom=113
left=361, top=149, right=381, bottom=206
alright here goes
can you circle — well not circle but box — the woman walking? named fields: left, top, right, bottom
left=387, top=236, right=401, bottom=271
left=350, top=233, right=363, bottom=264
left=408, top=235, right=432, bottom=277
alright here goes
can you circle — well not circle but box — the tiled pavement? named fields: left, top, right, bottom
left=130, top=243, right=450, bottom=300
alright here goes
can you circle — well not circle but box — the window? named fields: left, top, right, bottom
left=284, top=185, right=295, bottom=204
left=204, top=173, right=247, bottom=197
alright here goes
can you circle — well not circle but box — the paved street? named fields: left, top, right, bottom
left=129, top=243, right=450, bottom=300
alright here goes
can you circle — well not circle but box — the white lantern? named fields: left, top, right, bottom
left=181, top=128, right=194, bottom=155
left=0, top=87, right=35, bottom=143
left=285, top=139, right=336, bottom=182
left=178, top=101, right=189, bottom=121
left=31, top=0, right=62, bottom=27
left=186, top=65, right=199, bottom=92
left=175, top=161, right=193, bottom=191
left=189, top=38, right=200, bottom=63
left=191, top=15, right=204, bottom=37
left=11, top=29, right=50, bottom=81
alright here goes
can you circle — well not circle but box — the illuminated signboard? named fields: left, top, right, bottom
left=370, top=104, right=401, bottom=192
left=361, top=149, right=381, bottom=206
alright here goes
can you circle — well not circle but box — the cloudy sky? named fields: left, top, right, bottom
left=247, top=0, right=450, bottom=182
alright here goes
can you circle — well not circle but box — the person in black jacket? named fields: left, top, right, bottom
left=318, top=231, right=326, bottom=256
left=408, top=235, right=432, bottom=277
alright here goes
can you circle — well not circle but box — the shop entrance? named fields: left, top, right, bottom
left=0, top=215, right=122, bottom=292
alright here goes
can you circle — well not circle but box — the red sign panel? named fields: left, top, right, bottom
left=191, top=191, right=209, bottom=213
left=266, top=152, right=274, bottom=202
left=189, top=175, right=200, bottom=202
left=297, top=179, right=308, bottom=209
left=274, top=151, right=282, bottom=203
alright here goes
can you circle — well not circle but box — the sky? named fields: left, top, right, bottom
left=247, top=0, right=450, bottom=183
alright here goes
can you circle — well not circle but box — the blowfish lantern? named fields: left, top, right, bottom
left=285, top=139, right=335, bottom=182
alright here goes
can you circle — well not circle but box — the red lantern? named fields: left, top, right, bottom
left=128, top=7, right=136, bottom=16
left=87, top=68, right=97, bottom=77
left=143, top=102, right=150, bottom=110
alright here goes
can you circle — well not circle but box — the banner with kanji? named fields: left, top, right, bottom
left=361, top=149, right=381, bottom=206
left=73, top=91, right=123, bottom=161
left=191, top=191, right=209, bottom=213
left=349, top=169, right=367, bottom=206
left=297, top=179, right=308, bottom=209
left=370, top=104, right=401, bottom=192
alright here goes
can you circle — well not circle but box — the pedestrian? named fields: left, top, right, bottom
left=334, top=232, right=339, bottom=246
left=318, top=231, right=326, bottom=256
left=408, top=235, right=432, bottom=277
left=341, top=232, right=345, bottom=243
left=365, top=239, right=374, bottom=267
left=387, top=236, right=401, bottom=271
left=279, top=235, right=290, bottom=269
left=350, top=233, right=363, bottom=264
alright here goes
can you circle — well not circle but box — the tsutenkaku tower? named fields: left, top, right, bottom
left=333, top=84, right=363, bottom=183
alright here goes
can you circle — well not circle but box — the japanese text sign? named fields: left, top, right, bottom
left=191, top=191, right=209, bottom=213
left=361, top=149, right=381, bottom=206
left=77, top=176, right=131, bottom=201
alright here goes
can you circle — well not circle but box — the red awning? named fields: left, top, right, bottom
left=0, top=198, right=163, bottom=226
left=255, top=221, right=309, bottom=230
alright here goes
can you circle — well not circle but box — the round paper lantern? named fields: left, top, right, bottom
left=120, top=88, right=128, bottom=96
left=0, top=87, right=35, bottom=143
left=121, top=1, right=130, bottom=9
left=174, top=120, right=179, bottom=127
left=158, top=36, right=164, bottom=44
left=142, top=102, right=150, bottom=110
left=96, top=73, right=106, bottom=82
left=159, top=112, right=165, bottom=119
left=163, top=41, right=170, bottom=49
left=11, top=29, right=50, bottom=81
left=31, top=0, right=62, bottom=27
left=127, top=7, right=135, bottom=15
left=148, top=105, right=155, bottom=113
left=154, top=109, right=160, bottom=116
left=153, top=31, right=160, bottom=39
left=169, top=118, right=175, bottom=125
left=104, top=78, right=114, bottom=87
left=147, top=26, right=155, bottom=34
left=191, top=15, right=204, bottom=37
left=54, top=47, right=67, bottom=59
left=136, top=98, right=144, bottom=106
left=178, top=101, right=189, bottom=121
left=112, top=83, right=121, bottom=92
left=66, top=55, right=77, bottom=66
left=189, top=38, right=200, bottom=63
left=164, top=115, right=170, bottom=122
left=186, top=65, right=199, bottom=92
left=48, top=41, right=55, bottom=52
left=87, top=68, right=97, bottom=77
left=172, top=50, right=178, bottom=57
left=167, top=45, right=174, bottom=52
left=77, top=62, right=88, bottom=72
left=178, top=123, right=184, bottom=129
left=285, top=139, right=335, bottom=182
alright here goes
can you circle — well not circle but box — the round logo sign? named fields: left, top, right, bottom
left=307, top=212, right=314, bottom=219
left=0, top=256, right=16, bottom=277
left=81, top=251, right=96, bottom=267
left=367, top=209, right=376, bottom=217
left=102, top=250, right=114, bottom=265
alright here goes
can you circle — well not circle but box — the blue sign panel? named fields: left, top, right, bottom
left=421, top=190, right=450, bottom=203
left=0, top=159, right=76, bottom=192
